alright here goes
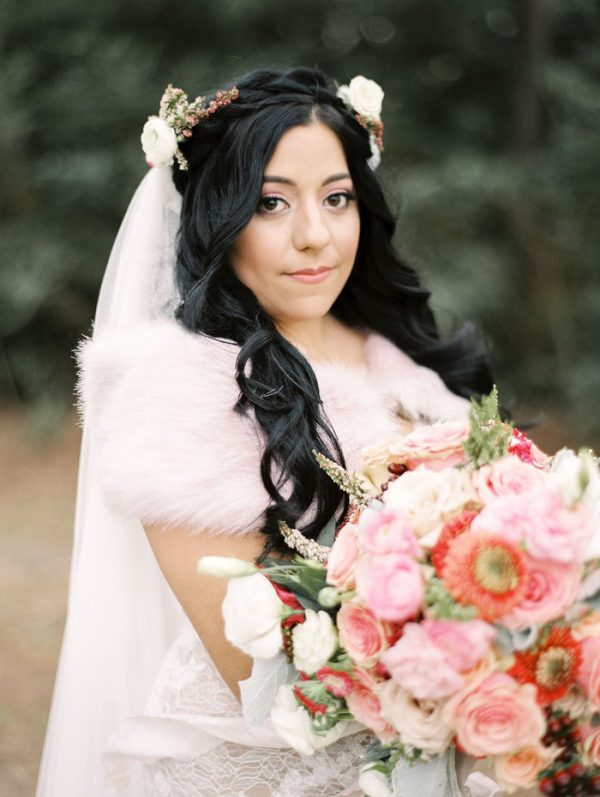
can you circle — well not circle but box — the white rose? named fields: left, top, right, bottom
left=358, top=765, right=393, bottom=797
left=270, top=684, right=346, bottom=755
left=383, top=465, right=478, bottom=547
left=222, top=573, right=284, bottom=658
left=197, top=556, right=258, bottom=578
left=376, top=680, right=453, bottom=755
left=347, top=75, right=384, bottom=119
left=292, top=609, right=338, bottom=674
left=140, top=116, right=178, bottom=168
left=550, top=448, right=600, bottom=506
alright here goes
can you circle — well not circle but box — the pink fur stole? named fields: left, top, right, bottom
left=75, top=318, right=468, bottom=535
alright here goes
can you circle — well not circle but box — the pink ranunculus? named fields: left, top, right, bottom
left=472, top=489, right=594, bottom=565
left=421, top=619, right=494, bottom=673
left=581, top=721, right=600, bottom=766
left=442, top=672, right=546, bottom=757
left=327, top=523, right=360, bottom=590
left=337, top=601, right=387, bottom=666
left=355, top=552, right=423, bottom=623
left=381, top=623, right=465, bottom=700
left=360, top=507, right=421, bottom=557
left=502, top=556, right=582, bottom=629
left=473, top=455, right=548, bottom=504
left=346, top=679, right=396, bottom=743
left=575, top=634, right=600, bottom=708
left=387, top=420, right=470, bottom=472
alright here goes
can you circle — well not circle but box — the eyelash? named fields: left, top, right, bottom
left=257, top=191, right=356, bottom=214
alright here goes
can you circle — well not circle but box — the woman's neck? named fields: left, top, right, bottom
left=275, top=313, right=368, bottom=366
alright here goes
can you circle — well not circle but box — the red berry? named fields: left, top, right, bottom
left=555, top=769, right=571, bottom=787
left=539, top=777, right=555, bottom=795
left=569, top=762, right=585, bottom=779
left=549, top=719, right=561, bottom=734
left=388, top=462, right=407, bottom=475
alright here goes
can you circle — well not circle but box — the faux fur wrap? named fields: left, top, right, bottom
left=75, top=318, right=468, bottom=535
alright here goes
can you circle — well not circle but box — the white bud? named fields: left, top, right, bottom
left=197, top=556, right=257, bottom=578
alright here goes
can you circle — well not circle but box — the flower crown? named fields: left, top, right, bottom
left=141, top=74, right=384, bottom=172
left=336, top=75, right=385, bottom=170
left=141, top=83, right=239, bottom=171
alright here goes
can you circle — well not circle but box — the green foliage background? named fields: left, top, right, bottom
left=1, top=0, right=598, bottom=442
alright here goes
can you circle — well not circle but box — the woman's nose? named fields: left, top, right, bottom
left=293, top=202, right=331, bottom=251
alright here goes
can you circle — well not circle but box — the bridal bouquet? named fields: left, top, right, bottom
left=198, top=391, right=600, bottom=797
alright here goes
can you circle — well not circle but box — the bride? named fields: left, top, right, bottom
left=36, top=66, right=493, bottom=796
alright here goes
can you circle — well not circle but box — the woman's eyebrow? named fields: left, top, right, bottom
left=262, top=172, right=351, bottom=186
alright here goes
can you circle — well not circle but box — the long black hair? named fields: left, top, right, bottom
left=171, top=66, right=494, bottom=552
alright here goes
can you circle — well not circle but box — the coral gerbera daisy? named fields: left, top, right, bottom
left=509, top=627, right=582, bottom=705
left=441, top=531, right=528, bottom=621
left=431, top=509, right=479, bottom=575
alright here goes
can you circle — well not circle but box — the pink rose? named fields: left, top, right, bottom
left=376, top=679, right=453, bottom=755
left=337, top=602, right=387, bottom=666
left=581, top=721, right=600, bottom=766
left=472, top=489, right=594, bottom=564
left=360, top=507, right=421, bottom=557
left=356, top=553, right=423, bottom=623
left=495, top=744, right=558, bottom=793
left=421, top=619, right=494, bottom=672
left=473, top=456, right=548, bottom=504
left=576, top=634, right=600, bottom=708
left=443, top=673, right=545, bottom=757
left=346, top=678, right=396, bottom=743
left=386, top=420, right=470, bottom=471
left=381, top=621, right=493, bottom=700
left=327, top=523, right=359, bottom=590
left=502, top=556, right=581, bottom=629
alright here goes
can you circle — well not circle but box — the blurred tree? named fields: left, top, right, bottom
left=0, top=0, right=598, bottom=442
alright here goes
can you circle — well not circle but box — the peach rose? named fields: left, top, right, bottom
left=337, top=601, right=387, bottom=666
left=502, top=556, right=582, bottom=629
left=383, top=465, right=478, bottom=546
left=346, top=679, right=396, bottom=743
left=385, top=420, right=470, bottom=471
left=576, top=634, right=600, bottom=708
left=473, top=455, right=548, bottom=504
left=376, top=679, right=453, bottom=755
left=494, top=744, right=558, bottom=793
left=442, top=673, right=545, bottom=757
left=327, top=523, right=359, bottom=590
left=581, top=721, right=600, bottom=766
left=355, top=552, right=423, bottom=623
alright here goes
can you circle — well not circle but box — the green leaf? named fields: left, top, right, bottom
left=462, top=386, right=513, bottom=468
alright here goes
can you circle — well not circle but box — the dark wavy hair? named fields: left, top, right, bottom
left=170, top=66, right=494, bottom=554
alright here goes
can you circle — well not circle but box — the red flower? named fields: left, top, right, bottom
left=293, top=685, right=328, bottom=715
left=315, top=667, right=354, bottom=698
left=509, top=627, right=582, bottom=705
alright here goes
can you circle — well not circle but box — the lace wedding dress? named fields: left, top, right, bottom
left=76, top=317, right=469, bottom=797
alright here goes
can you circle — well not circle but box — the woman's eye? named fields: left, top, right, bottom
left=325, top=191, right=356, bottom=209
left=257, top=195, right=286, bottom=214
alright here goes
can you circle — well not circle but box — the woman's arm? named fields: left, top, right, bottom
left=143, top=522, right=268, bottom=701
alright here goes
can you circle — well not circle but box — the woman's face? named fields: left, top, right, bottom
left=229, top=122, right=360, bottom=328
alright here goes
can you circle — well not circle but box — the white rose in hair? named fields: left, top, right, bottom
left=141, top=116, right=178, bottom=168
left=222, top=573, right=284, bottom=658
left=292, top=609, right=338, bottom=674
left=347, top=75, right=384, bottom=120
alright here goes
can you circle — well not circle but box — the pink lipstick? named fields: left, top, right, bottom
left=288, top=267, right=332, bottom=284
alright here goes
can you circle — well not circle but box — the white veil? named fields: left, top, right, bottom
left=35, top=167, right=187, bottom=797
